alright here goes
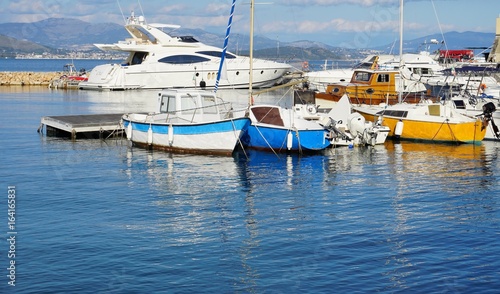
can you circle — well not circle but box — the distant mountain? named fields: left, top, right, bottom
left=0, top=18, right=128, bottom=51
left=0, top=34, right=56, bottom=55
left=0, top=18, right=496, bottom=60
left=0, top=18, right=289, bottom=52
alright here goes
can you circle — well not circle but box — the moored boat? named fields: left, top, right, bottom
left=79, top=11, right=291, bottom=91
left=353, top=100, right=493, bottom=144
left=314, top=66, right=431, bottom=107
left=122, top=89, right=250, bottom=155
left=241, top=104, right=332, bottom=152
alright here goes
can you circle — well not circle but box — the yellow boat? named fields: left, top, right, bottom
left=353, top=100, right=491, bottom=144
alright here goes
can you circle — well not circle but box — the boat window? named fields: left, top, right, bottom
left=376, top=110, right=408, bottom=118
left=178, top=36, right=199, bottom=43
left=160, top=95, right=176, bottom=113
left=196, top=51, right=237, bottom=59
left=180, top=94, right=198, bottom=114
left=201, top=95, right=218, bottom=114
left=428, top=105, right=441, bottom=116
left=251, top=106, right=284, bottom=126
left=353, top=72, right=371, bottom=82
left=421, top=68, right=432, bottom=75
left=131, top=52, right=148, bottom=65
left=158, top=55, right=210, bottom=64
left=452, top=100, right=466, bottom=109
left=377, top=74, right=389, bottom=83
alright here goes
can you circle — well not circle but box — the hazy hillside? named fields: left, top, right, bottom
left=0, top=18, right=496, bottom=59
left=0, top=34, right=56, bottom=56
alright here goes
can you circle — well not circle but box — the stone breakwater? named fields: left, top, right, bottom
left=0, top=72, right=62, bottom=86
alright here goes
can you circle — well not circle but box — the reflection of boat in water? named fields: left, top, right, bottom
left=384, top=140, right=494, bottom=192
left=385, top=140, right=485, bottom=160
left=79, top=11, right=291, bottom=91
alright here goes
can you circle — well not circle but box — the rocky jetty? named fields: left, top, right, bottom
left=0, top=72, right=62, bottom=86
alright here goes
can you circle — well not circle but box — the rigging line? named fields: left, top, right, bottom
left=231, top=118, right=249, bottom=160
left=430, top=0, right=448, bottom=53
left=432, top=119, right=447, bottom=141
left=137, top=0, right=145, bottom=21
left=255, top=125, right=281, bottom=158
left=117, top=0, right=126, bottom=25
left=294, top=128, right=303, bottom=155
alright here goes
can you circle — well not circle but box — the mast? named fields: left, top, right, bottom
left=398, top=0, right=403, bottom=103
left=249, top=0, right=255, bottom=105
left=214, top=0, right=236, bottom=93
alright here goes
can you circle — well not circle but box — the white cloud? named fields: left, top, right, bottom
left=280, top=0, right=397, bottom=7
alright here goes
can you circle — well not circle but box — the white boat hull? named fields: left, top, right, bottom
left=122, top=115, right=250, bottom=155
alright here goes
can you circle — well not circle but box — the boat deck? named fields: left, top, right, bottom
left=39, top=113, right=125, bottom=140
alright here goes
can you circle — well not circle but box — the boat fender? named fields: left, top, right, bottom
left=168, top=124, right=174, bottom=146
left=147, top=125, right=153, bottom=145
left=395, top=120, right=404, bottom=137
left=200, top=80, right=206, bottom=89
left=126, top=122, right=132, bottom=140
left=287, top=132, right=293, bottom=150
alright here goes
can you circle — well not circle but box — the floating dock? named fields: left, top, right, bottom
left=38, top=113, right=125, bottom=140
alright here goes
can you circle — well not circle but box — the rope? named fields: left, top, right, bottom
left=254, top=125, right=280, bottom=158
left=231, top=118, right=249, bottom=160
left=432, top=119, right=459, bottom=143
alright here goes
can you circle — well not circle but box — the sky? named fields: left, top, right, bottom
left=1, top=0, right=499, bottom=48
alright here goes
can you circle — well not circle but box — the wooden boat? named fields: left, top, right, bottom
left=315, top=66, right=433, bottom=106
left=122, top=89, right=250, bottom=155
left=349, top=0, right=495, bottom=144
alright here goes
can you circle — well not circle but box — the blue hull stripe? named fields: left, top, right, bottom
left=125, top=118, right=249, bottom=135
left=244, top=125, right=330, bottom=151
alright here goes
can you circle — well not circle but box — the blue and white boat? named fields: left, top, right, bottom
left=122, top=89, right=250, bottom=155
left=241, top=104, right=332, bottom=152
left=236, top=0, right=331, bottom=154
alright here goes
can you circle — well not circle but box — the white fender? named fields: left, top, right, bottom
left=147, top=124, right=153, bottom=145
left=126, top=122, right=132, bottom=140
left=168, top=124, right=174, bottom=145
left=395, top=120, right=404, bottom=137
left=287, top=131, right=293, bottom=150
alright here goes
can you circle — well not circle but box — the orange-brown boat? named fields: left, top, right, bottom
left=315, top=64, right=436, bottom=105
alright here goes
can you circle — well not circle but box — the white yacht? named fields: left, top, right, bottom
left=80, top=12, right=292, bottom=91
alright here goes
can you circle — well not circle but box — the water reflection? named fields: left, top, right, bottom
left=121, top=139, right=500, bottom=292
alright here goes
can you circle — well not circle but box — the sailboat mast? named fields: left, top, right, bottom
left=398, top=0, right=403, bottom=103
left=249, top=0, right=255, bottom=105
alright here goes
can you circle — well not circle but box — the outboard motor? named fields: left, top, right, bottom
left=481, top=102, right=499, bottom=139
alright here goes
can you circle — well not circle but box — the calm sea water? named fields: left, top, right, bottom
left=1, top=60, right=500, bottom=293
